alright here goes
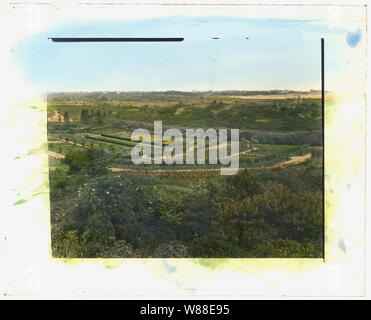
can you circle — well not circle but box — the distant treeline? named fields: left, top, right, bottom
left=240, top=130, right=323, bottom=146
left=48, top=90, right=322, bottom=102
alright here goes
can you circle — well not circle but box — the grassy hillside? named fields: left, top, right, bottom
left=47, top=91, right=324, bottom=258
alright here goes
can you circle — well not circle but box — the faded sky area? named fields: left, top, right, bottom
left=12, top=16, right=350, bottom=92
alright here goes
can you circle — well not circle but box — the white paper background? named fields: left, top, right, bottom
left=0, top=1, right=368, bottom=298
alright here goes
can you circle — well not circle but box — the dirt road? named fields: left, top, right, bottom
left=109, top=153, right=312, bottom=176
left=268, top=153, right=312, bottom=169
left=46, top=150, right=65, bottom=159
left=46, top=149, right=311, bottom=175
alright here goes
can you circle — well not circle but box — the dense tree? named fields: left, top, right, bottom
left=96, top=110, right=103, bottom=125
left=63, top=111, right=70, bottom=123
left=80, top=109, right=89, bottom=124
left=64, top=149, right=90, bottom=173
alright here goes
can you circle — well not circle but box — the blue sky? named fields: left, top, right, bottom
left=12, top=16, right=349, bottom=92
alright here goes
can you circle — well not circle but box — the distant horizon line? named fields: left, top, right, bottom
left=48, top=89, right=324, bottom=94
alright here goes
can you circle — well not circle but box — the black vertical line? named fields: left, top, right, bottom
left=321, top=38, right=325, bottom=261
left=48, top=37, right=184, bottom=42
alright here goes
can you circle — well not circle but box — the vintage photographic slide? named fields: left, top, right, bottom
left=0, top=2, right=367, bottom=297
